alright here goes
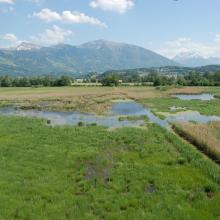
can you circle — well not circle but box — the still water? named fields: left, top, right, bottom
left=173, top=93, right=214, bottom=101
left=0, top=101, right=219, bottom=128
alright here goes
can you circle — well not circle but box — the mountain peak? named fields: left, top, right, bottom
left=16, top=42, right=41, bottom=51
left=78, top=39, right=125, bottom=50
left=52, top=43, right=74, bottom=49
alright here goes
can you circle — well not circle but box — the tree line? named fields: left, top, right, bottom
left=1, top=71, right=220, bottom=87
left=0, top=75, right=74, bottom=87
left=100, top=71, right=220, bottom=86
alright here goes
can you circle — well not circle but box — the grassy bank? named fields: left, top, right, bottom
left=172, top=122, right=220, bottom=163
left=0, top=116, right=220, bottom=219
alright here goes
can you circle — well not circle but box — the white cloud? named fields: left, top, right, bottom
left=157, top=38, right=217, bottom=58
left=30, top=25, right=73, bottom=45
left=90, top=0, right=134, bottom=13
left=215, top=34, right=220, bottom=42
left=0, top=0, right=14, bottom=4
left=33, top=8, right=61, bottom=22
left=3, top=33, right=18, bottom=42
left=2, top=33, right=20, bottom=47
left=33, top=8, right=107, bottom=27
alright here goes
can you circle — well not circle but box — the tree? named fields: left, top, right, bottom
left=101, top=73, right=120, bottom=86
left=54, top=76, right=72, bottom=86
left=0, top=76, right=12, bottom=87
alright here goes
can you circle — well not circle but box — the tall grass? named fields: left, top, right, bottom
left=172, top=122, right=220, bottom=163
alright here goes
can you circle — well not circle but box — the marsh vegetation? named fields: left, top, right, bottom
left=0, top=86, right=220, bottom=219
left=0, top=116, right=220, bottom=219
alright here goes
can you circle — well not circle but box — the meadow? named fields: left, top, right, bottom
left=0, top=86, right=214, bottom=114
left=0, top=86, right=220, bottom=219
left=0, top=116, right=220, bottom=219
left=140, top=86, right=220, bottom=116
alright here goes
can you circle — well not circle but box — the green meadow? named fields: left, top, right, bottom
left=141, top=87, right=220, bottom=116
left=0, top=86, right=220, bottom=219
left=0, top=116, right=220, bottom=219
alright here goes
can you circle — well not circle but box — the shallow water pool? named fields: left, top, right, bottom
left=173, top=93, right=214, bottom=101
left=0, top=101, right=219, bottom=128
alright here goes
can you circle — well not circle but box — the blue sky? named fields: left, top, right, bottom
left=1, top=0, right=220, bottom=58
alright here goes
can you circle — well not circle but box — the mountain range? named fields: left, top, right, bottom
left=0, top=40, right=177, bottom=76
left=173, top=52, right=220, bottom=67
left=1, top=40, right=220, bottom=76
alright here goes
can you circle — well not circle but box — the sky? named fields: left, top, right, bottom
left=1, top=0, right=220, bottom=58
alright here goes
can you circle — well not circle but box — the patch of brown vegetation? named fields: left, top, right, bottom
left=0, top=87, right=162, bottom=114
left=172, top=122, right=220, bottom=163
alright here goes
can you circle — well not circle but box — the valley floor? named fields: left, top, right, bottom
left=0, top=116, right=220, bottom=219
left=0, top=86, right=220, bottom=219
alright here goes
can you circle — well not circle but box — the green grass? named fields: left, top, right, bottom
left=118, top=115, right=149, bottom=122
left=138, top=86, right=220, bottom=117
left=142, top=97, right=220, bottom=116
left=0, top=116, right=220, bottom=219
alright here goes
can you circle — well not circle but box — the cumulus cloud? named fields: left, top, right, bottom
left=3, top=33, right=18, bottom=42
left=157, top=37, right=217, bottom=58
left=90, top=0, right=134, bottom=13
left=30, top=25, right=73, bottom=45
left=215, top=34, right=220, bottom=42
left=33, top=8, right=107, bottom=27
left=0, top=0, right=40, bottom=4
left=2, top=33, right=21, bottom=47
left=33, top=8, right=61, bottom=22
left=0, top=0, right=14, bottom=4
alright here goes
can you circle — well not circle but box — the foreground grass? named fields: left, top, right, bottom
left=0, top=116, right=220, bottom=219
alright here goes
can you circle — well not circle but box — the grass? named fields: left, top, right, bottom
left=140, top=86, right=220, bottom=116
left=118, top=115, right=149, bottom=122
left=172, top=122, right=220, bottom=162
left=0, top=116, right=220, bottom=219
left=142, top=97, right=220, bottom=116
left=0, top=87, right=162, bottom=114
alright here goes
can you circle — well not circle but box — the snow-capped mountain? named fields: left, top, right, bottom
left=15, top=42, right=41, bottom=51
left=173, top=51, right=220, bottom=67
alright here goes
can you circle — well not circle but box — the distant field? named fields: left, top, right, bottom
left=0, top=86, right=163, bottom=114
left=0, top=86, right=216, bottom=113
left=0, top=86, right=220, bottom=219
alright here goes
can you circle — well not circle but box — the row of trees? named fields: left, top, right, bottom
left=0, top=76, right=74, bottom=87
left=150, top=72, right=220, bottom=86
left=100, top=71, right=220, bottom=86
left=1, top=71, right=220, bottom=87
